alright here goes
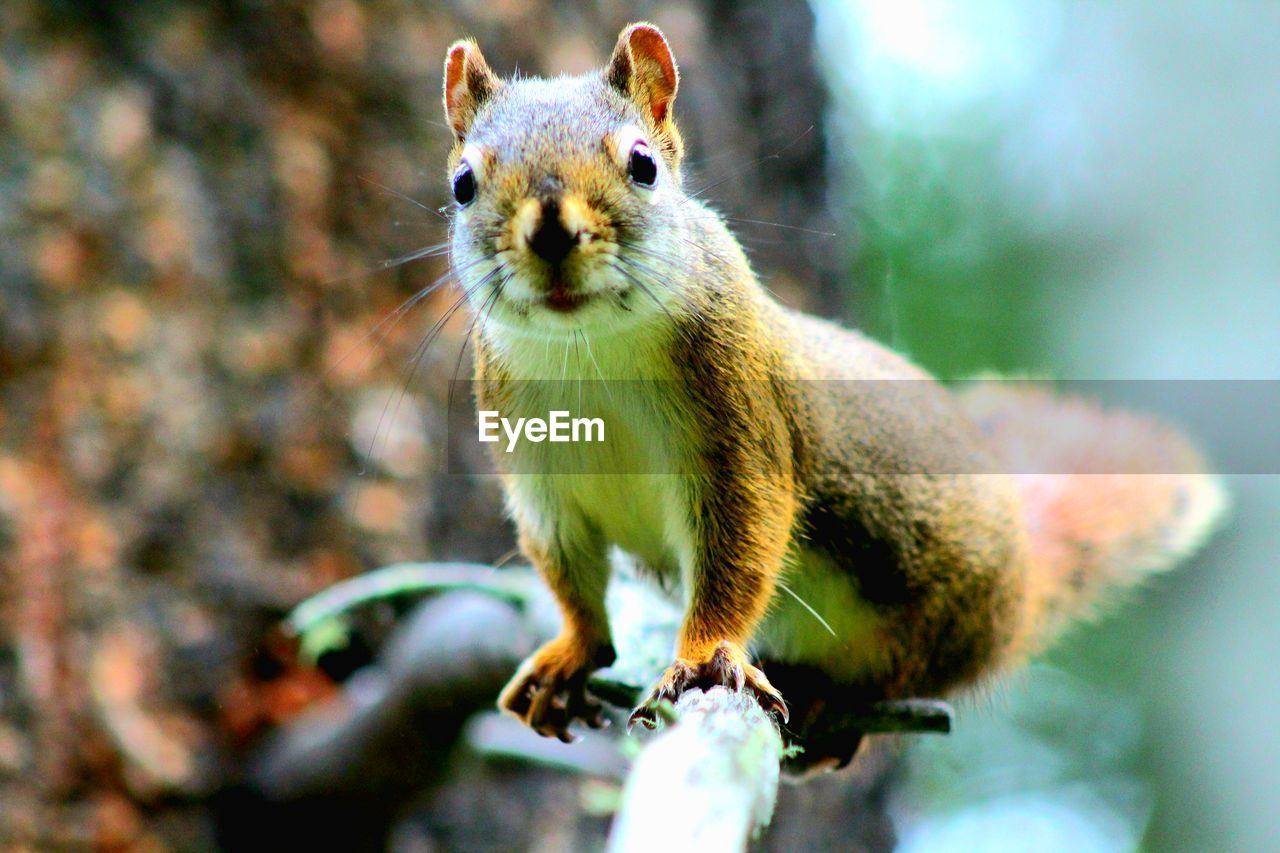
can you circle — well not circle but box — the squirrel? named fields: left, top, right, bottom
left=440, top=23, right=1228, bottom=763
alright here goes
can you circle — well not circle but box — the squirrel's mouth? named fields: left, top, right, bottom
left=544, top=288, right=590, bottom=313
left=541, top=273, right=593, bottom=313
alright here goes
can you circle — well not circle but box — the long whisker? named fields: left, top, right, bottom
left=620, top=236, right=792, bottom=307
left=616, top=239, right=699, bottom=270
left=390, top=219, right=451, bottom=229
left=475, top=273, right=505, bottom=343
left=364, top=264, right=502, bottom=470
left=777, top=580, right=837, bottom=637
left=614, top=251, right=673, bottom=284
left=319, top=241, right=452, bottom=289
left=320, top=253, right=495, bottom=391
left=674, top=236, right=789, bottom=304
left=723, top=217, right=835, bottom=237
left=375, top=242, right=454, bottom=271
left=578, top=328, right=612, bottom=403
left=574, top=329, right=584, bottom=413
left=448, top=273, right=506, bottom=415
left=675, top=210, right=837, bottom=239
left=466, top=273, right=508, bottom=419
left=561, top=322, right=572, bottom=384
left=681, top=125, right=815, bottom=203
left=675, top=237, right=734, bottom=270
left=358, top=175, right=448, bottom=220
left=611, top=245, right=674, bottom=283
left=617, top=252, right=710, bottom=324
left=618, top=237, right=733, bottom=300
left=681, top=124, right=815, bottom=171
left=610, top=255, right=677, bottom=323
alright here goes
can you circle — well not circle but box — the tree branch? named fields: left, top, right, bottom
left=589, top=674, right=953, bottom=736
left=608, top=686, right=782, bottom=852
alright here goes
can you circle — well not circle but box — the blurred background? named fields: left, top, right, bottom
left=0, top=0, right=1275, bottom=849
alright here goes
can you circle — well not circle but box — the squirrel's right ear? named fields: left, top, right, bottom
left=443, top=39, right=501, bottom=141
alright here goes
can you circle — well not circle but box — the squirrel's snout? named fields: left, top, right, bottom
left=513, top=195, right=603, bottom=270
left=529, top=199, right=576, bottom=265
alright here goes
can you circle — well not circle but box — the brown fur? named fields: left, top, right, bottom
left=441, top=24, right=1228, bottom=749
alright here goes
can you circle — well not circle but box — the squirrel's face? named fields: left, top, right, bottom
left=442, top=25, right=686, bottom=338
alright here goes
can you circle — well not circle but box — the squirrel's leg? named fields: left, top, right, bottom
left=629, top=477, right=794, bottom=728
left=498, top=514, right=615, bottom=742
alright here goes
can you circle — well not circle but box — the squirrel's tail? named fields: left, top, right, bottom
left=957, top=383, right=1229, bottom=650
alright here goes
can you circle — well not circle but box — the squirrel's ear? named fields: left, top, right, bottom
left=443, top=39, right=501, bottom=141
left=606, top=23, right=679, bottom=127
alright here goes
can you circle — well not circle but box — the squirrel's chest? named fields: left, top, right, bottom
left=501, top=384, right=693, bottom=573
left=480, top=332, right=697, bottom=575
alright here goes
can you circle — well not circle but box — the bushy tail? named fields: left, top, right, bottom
left=958, top=384, right=1229, bottom=649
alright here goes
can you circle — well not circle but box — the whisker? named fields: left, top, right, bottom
left=391, top=219, right=449, bottom=228
left=573, top=329, right=583, bottom=412
left=619, top=238, right=776, bottom=315
left=616, top=239, right=699, bottom=271
left=318, top=245, right=448, bottom=289
left=320, top=253, right=495, bottom=392
left=675, top=210, right=837, bottom=239
left=723, top=217, right=835, bottom=238
left=579, top=327, right=612, bottom=402
left=561, top=322, right=572, bottom=384
left=376, top=242, right=454, bottom=271
left=358, top=175, right=448, bottom=220
left=625, top=241, right=714, bottom=305
left=684, top=173, right=738, bottom=202
left=763, top=124, right=815, bottom=158
left=614, top=253, right=674, bottom=289
left=682, top=125, right=815, bottom=200
left=448, top=273, right=506, bottom=414
left=777, top=580, right=837, bottom=638
left=611, top=255, right=678, bottom=323
left=674, top=236, right=734, bottom=270
left=364, top=265, right=502, bottom=470
left=467, top=279, right=505, bottom=415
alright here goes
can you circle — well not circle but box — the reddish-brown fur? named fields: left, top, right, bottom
left=441, top=23, right=1228, bottom=754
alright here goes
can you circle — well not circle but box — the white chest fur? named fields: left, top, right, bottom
left=480, top=320, right=695, bottom=580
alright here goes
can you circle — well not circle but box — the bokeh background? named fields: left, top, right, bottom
left=0, top=0, right=1276, bottom=849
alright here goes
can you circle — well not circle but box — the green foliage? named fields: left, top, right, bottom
left=847, top=129, right=1062, bottom=377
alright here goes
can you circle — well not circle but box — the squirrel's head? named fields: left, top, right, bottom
left=443, top=24, right=688, bottom=338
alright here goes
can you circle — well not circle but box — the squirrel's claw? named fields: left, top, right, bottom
left=498, top=638, right=612, bottom=741
left=628, top=641, right=789, bottom=730
left=626, top=708, right=649, bottom=732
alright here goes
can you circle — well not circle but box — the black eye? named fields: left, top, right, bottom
left=628, top=142, right=658, bottom=187
left=452, top=163, right=476, bottom=206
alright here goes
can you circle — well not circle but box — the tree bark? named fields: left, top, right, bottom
left=609, top=687, right=782, bottom=853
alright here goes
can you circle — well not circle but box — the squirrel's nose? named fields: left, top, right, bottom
left=529, top=199, right=576, bottom=266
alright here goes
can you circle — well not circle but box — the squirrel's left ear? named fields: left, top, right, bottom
left=606, top=23, right=679, bottom=128
left=443, top=39, right=502, bottom=141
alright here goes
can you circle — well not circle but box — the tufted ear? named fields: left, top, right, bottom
left=443, top=39, right=502, bottom=141
left=605, top=23, right=679, bottom=127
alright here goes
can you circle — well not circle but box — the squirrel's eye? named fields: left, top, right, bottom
left=628, top=142, right=658, bottom=188
left=452, top=163, right=476, bottom=206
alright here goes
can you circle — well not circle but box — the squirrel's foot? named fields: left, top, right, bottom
left=628, top=640, right=789, bottom=731
left=498, top=635, right=615, bottom=742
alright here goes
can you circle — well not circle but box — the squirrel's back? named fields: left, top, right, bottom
left=765, top=309, right=1227, bottom=673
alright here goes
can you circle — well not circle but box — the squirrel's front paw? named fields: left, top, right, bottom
left=628, top=640, right=789, bottom=731
left=498, top=635, right=615, bottom=742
